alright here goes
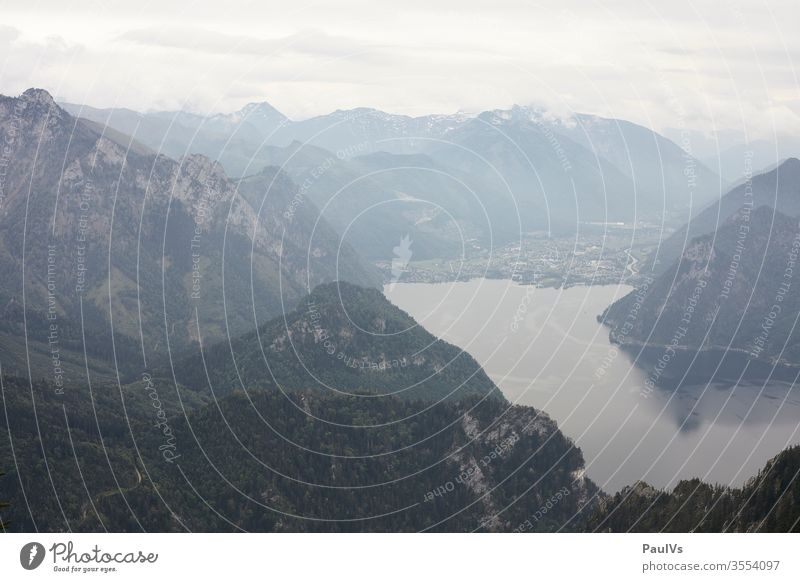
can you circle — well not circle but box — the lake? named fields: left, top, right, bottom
left=385, top=279, right=800, bottom=493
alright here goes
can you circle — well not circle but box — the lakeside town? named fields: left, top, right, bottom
left=377, top=223, right=668, bottom=288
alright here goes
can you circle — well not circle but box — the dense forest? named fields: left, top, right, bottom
left=0, top=471, right=8, bottom=531
left=589, top=446, right=800, bottom=532
left=0, top=373, right=596, bottom=532
left=602, top=205, right=800, bottom=384
left=173, top=281, right=503, bottom=403
left=604, top=206, right=800, bottom=356
left=3, top=367, right=800, bottom=532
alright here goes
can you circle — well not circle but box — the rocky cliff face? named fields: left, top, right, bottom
left=0, top=89, right=379, bottom=378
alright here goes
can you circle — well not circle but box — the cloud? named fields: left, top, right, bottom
left=0, top=0, right=797, bottom=140
left=115, top=27, right=384, bottom=59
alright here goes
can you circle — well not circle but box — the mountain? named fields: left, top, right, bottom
left=0, top=91, right=600, bottom=532
left=267, top=107, right=471, bottom=154
left=0, top=371, right=598, bottom=532
left=0, top=89, right=379, bottom=379
left=668, top=126, right=800, bottom=185
left=548, top=113, right=722, bottom=213
left=426, top=109, right=642, bottom=234
left=60, top=102, right=461, bottom=177
left=706, top=141, right=787, bottom=186
left=589, top=446, right=800, bottom=532
left=266, top=106, right=724, bottom=235
left=61, top=100, right=290, bottom=178
left=3, top=364, right=798, bottom=532
left=174, top=281, right=503, bottom=403
left=601, top=205, right=800, bottom=383
left=155, top=101, right=289, bottom=139
left=647, top=157, right=800, bottom=274
left=253, top=141, right=487, bottom=260
left=62, top=100, right=718, bottom=238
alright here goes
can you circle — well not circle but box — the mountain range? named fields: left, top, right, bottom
left=1, top=88, right=798, bottom=533
left=1, top=88, right=598, bottom=532
left=63, top=98, right=723, bottom=256
left=0, top=89, right=379, bottom=380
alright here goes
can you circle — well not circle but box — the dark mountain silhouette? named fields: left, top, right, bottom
left=602, top=204, right=800, bottom=382
left=590, top=446, right=800, bottom=532
left=647, top=157, right=800, bottom=274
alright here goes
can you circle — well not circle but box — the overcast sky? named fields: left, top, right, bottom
left=1, top=0, right=798, bottom=138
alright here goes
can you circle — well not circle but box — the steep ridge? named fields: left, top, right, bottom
left=601, top=205, right=800, bottom=382
left=174, top=281, right=503, bottom=403
left=0, top=89, right=379, bottom=379
left=647, top=158, right=800, bottom=274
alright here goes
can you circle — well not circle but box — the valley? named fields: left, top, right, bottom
left=1, top=87, right=799, bottom=534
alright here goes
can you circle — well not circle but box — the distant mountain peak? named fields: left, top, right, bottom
left=21, top=87, right=56, bottom=107
left=237, top=100, right=287, bottom=121
left=740, top=155, right=800, bottom=187
left=14, top=88, right=67, bottom=123
left=778, top=156, right=800, bottom=171
left=332, top=106, right=382, bottom=116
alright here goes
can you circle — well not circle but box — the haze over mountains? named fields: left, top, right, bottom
left=1, top=87, right=799, bottom=533
left=0, top=89, right=379, bottom=379
left=252, top=142, right=482, bottom=260
left=664, top=127, right=800, bottom=187
left=647, top=158, right=800, bottom=273
left=63, top=98, right=724, bottom=258
left=603, top=159, right=800, bottom=384
left=1, top=87, right=600, bottom=532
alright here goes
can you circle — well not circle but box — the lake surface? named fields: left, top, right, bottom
left=385, top=279, right=800, bottom=493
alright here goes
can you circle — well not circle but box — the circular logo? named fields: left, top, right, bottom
left=20, top=542, right=46, bottom=570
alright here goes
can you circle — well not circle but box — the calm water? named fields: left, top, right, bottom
left=385, top=279, right=800, bottom=493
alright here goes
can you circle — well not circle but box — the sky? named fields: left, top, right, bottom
left=0, top=0, right=798, bottom=139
